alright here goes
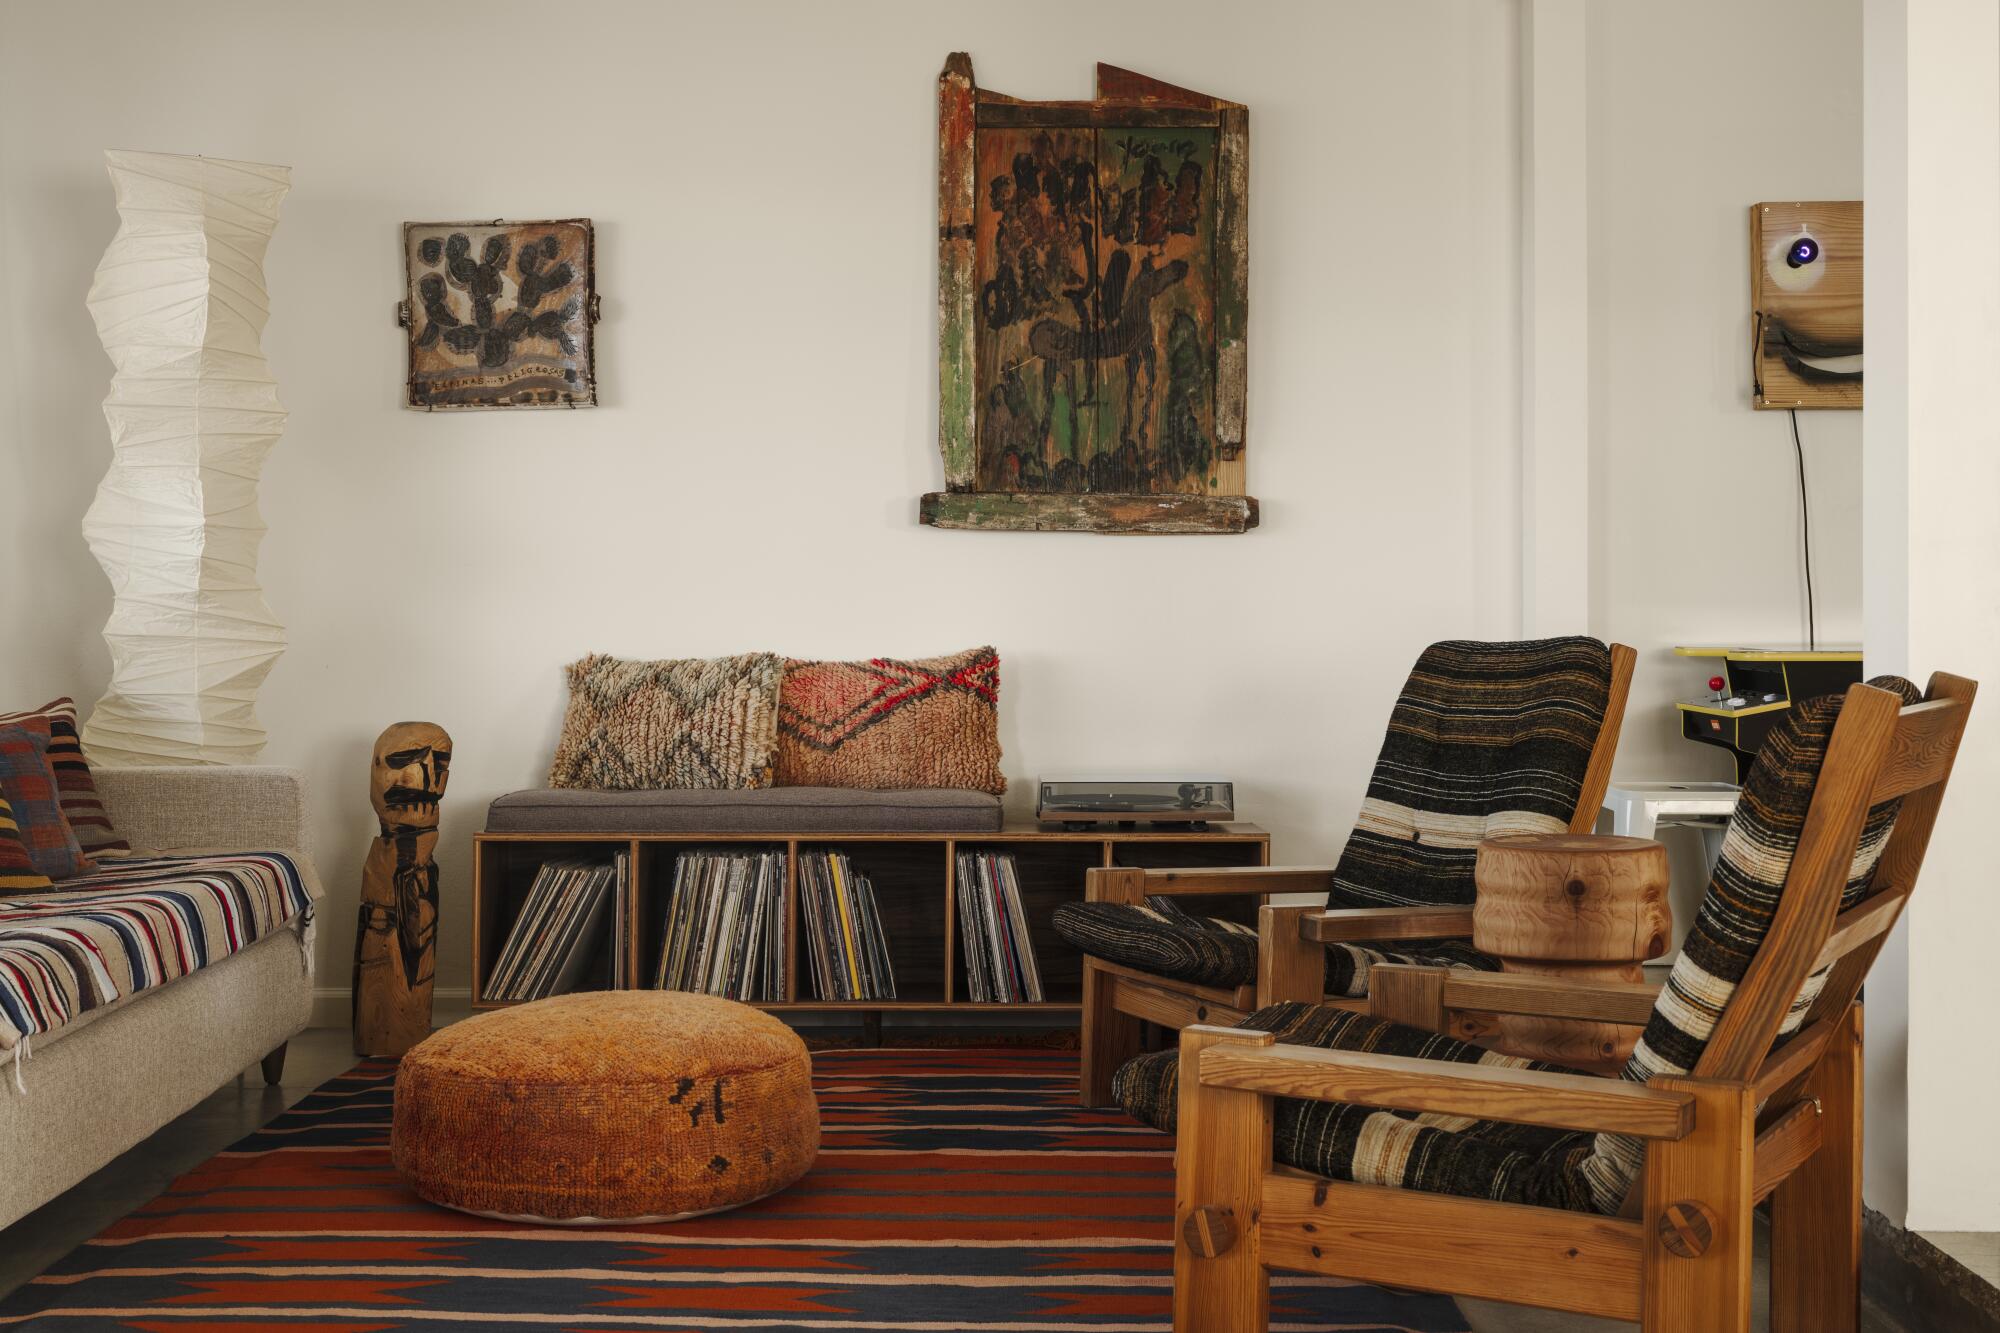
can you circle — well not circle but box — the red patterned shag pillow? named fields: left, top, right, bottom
left=0, top=699, right=129, bottom=855
left=776, top=646, right=1005, bottom=794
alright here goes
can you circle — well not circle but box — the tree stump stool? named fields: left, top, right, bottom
left=1471, top=833, right=1672, bottom=1073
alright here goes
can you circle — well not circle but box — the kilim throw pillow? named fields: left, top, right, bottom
left=549, top=654, right=782, bottom=791
left=775, top=646, right=1005, bottom=794
left=0, top=796, right=52, bottom=893
left=0, top=698, right=129, bottom=855
left=0, top=723, right=93, bottom=879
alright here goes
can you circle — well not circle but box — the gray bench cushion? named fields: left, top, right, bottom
left=486, top=787, right=1005, bottom=834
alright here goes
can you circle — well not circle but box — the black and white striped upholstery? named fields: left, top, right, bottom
left=1053, top=638, right=1616, bottom=996
left=1112, top=676, right=1920, bottom=1215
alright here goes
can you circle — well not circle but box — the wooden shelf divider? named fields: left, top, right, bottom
left=471, top=822, right=1270, bottom=1019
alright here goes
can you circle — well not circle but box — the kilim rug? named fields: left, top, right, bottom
left=0, top=1048, right=1469, bottom=1331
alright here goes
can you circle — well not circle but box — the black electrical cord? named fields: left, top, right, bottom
left=1789, top=408, right=1816, bottom=651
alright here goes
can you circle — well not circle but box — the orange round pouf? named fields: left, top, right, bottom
left=391, top=991, right=818, bottom=1223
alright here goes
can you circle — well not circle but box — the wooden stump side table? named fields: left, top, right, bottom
left=1471, top=833, right=1672, bottom=1074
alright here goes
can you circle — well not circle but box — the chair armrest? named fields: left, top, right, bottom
left=94, top=765, right=313, bottom=861
left=1439, top=971, right=1662, bottom=1027
left=1190, top=1028, right=1693, bottom=1139
left=1301, top=905, right=1475, bottom=943
left=1085, top=864, right=1335, bottom=903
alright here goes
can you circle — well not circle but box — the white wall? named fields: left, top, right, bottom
left=1587, top=0, right=1865, bottom=771
left=1584, top=0, right=1865, bottom=928
left=0, top=0, right=1527, bottom=1001
left=1864, top=0, right=2000, bottom=1233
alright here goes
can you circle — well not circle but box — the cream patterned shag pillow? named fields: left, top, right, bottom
left=549, top=653, right=781, bottom=790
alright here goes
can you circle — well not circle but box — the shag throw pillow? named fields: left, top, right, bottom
left=549, top=653, right=782, bottom=791
left=0, top=796, right=53, bottom=893
left=0, top=723, right=93, bottom=879
left=776, top=646, right=1005, bottom=794
left=0, top=698, right=129, bottom=854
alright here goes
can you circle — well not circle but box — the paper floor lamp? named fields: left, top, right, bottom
left=81, top=150, right=291, bottom=766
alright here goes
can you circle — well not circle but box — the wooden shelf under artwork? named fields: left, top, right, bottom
left=919, top=492, right=1260, bottom=535
left=470, top=823, right=1271, bottom=1021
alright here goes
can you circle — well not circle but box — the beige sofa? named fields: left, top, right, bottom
left=0, top=766, right=323, bottom=1228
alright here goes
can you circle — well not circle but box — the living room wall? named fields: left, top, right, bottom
left=0, top=1, right=1872, bottom=1020
left=0, top=0, right=1529, bottom=1003
left=1586, top=0, right=1865, bottom=782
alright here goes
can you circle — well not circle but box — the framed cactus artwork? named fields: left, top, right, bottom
left=398, top=218, right=600, bottom=410
left=920, top=56, right=1258, bottom=534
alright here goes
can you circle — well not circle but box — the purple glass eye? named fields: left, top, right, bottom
left=1786, top=237, right=1821, bottom=268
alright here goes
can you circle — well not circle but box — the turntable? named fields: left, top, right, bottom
left=1036, top=778, right=1235, bottom=831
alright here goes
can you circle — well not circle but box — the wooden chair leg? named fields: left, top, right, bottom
left=1173, top=1025, right=1274, bottom=1333
left=1079, top=959, right=1142, bottom=1109
left=1643, top=1077, right=1756, bottom=1333
left=1255, top=904, right=1321, bottom=1007
left=260, top=1042, right=288, bottom=1087
left=1772, top=1002, right=1863, bottom=1333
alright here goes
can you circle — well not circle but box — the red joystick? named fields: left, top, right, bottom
left=1708, top=676, right=1726, bottom=692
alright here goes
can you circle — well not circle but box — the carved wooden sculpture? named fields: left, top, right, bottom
left=353, top=722, right=451, bottom=1056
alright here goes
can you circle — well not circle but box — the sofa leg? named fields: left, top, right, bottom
left=260, top=1042, right=288, bottom=1086
left=1080, top=959, right=1142, bottom=1108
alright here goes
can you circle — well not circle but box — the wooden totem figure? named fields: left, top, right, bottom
left=353, top=722, right=451, bottom=1056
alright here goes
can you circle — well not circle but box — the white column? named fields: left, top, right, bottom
left=1862, top=0, right=2000, bottom=1230
left=1518, top=0, right=1590, bottom=637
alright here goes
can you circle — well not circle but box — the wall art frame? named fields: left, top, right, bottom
left=1750, top=200, right=1861, bottom=410
left=921, top=54, right=1257, bottom=535
left=398, top=218, right=601, bottom=410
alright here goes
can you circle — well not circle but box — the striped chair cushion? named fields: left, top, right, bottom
left=1114, top=1001, right=1601, bottom=1212
left=1329, top=637, right=1611, bottom=909
left=0, top=797, right=53, bottom=893
left=0, top=851, right=314, bottom=1056
left=1323, top=938, right=1502, bottom=996
left=0, top=699, right=129, bottom=855
left=0, top=724, right=92, bottom=880
left=1050, top=897, right=1260, bottom=989
left=1575, top=674, right=1921, bottom=1211
left=1052, top=639, right=1613, bottom=995
left=1112, top=676, right=1923, bottom=1217
left=1051, top=897, right=1501, bottom=995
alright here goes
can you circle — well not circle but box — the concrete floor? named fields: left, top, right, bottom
left=0, top=1026, right=1938, bottom=1330
left=0, top=1026, right=359, bottom=1298
left=1930, top=1232, right=2000, bottom=1289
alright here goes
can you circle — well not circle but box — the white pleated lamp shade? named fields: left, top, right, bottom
left=81, top=150, right=291, bottom=766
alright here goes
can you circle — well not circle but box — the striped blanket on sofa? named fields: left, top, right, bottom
left=0, top=853, right=314, bottom=1071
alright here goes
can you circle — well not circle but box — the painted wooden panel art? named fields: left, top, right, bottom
left=1750, top=201, right=1861, bottom=410
left=401, top=219, right=599, bottom=409
left=922, top=55, right=1256, bottom=534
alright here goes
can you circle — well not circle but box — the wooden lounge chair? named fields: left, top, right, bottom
left=1163, top=671, right=1972, bottom=1332
left=1055, top=637, right=1636, bottom=1106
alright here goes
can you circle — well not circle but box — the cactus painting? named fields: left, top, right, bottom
left=401, top=218, right=598, bottom=409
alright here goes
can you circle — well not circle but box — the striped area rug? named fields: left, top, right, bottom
left=0, top=1048, right=1468, bottom=1331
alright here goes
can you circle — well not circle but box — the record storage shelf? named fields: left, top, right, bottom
left=471, top=823, right=1270, bottom=1016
